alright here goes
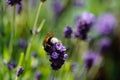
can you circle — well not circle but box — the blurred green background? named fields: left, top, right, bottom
left=0, top=0, right=120, bottom=80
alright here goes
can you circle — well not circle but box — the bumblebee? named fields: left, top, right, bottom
left=43, top=33, right=61, bottom=52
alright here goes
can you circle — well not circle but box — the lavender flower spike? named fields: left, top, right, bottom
left=16, top=66, right=24, bottom=77
left=83, top=51, right=102, bottom=71
left=31, top=52, right=37, bottom=58
left=98, top=37, right=111, bottom=53
left=16, top=3, right=22, bottom=14
left=18, top=38, right=27, bottom=48
left=35, top=72, right=41, bottom=80
left=75, top=12, right=95, bottom=40
left=43, top=35, right=68, bottom=70
left=80, top=11, right=95, bottom=24
left=53, top=0, right=63, bottom=15
left=50, top=43, right=67, bottom=70
left=93, top=13, right=116, bottom=35
left=64, top=26, right=73, bottom=38
left=74, top=0, right=84, bottom=7
left=6, top=0, right=22, bottom=6
left=6, top=62, right=16, bottom=70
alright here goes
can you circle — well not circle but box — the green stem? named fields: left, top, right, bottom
left=25, top=2, right=43, bottom=60
left=25, top=19, right=46, bottom=68
left=1, top=0, right=4, bottom=56
left=18, top=52, right=24, bottom=67
left=33, top=2, right=43, bottom=32
left=15, top=76, right=18, bottom=80
left=52, top=70, right=57, bottom=80
left=52, top=71, right=55, bottom=80
left=9, top=70, right=12, bottom=80
left=71, top=39, right=80, bottom=61
left=9, top=5, right=16, bottom=60
left=37, top=19, right=45, bottom=32
left=25, top=2, right=44, bottom=66
left=25, top=35, right=34, bottom=62
left=15, top=52, right=24, bottom=80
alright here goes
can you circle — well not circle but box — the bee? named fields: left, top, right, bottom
left=43, top=33, right=61, bottom=52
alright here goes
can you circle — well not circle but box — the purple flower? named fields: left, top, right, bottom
left=70, top=63, right=77, bottom=72
left=83, top=51, right=101, bottom=71
left=78, top=11, right=96, bottom=25
left=63, top=54, right=68, bottom=60
left=18, top=38, right=27, bottom=48
left=74, top=12, right=95, bottom=40
left=43, top=36, right=68, bottom=70
left=35, top=72, right=41, bottom=80
left=16, top=66, right=24, bottom=77
left=49, top=43, right=67, bottom=70
left=64, top=26, right=73, bottom=38
left=53, top=0, right=63, bottom=14
left=30, top=0, right=36, bottom=7
left=16, top=3, right=22, bottom=14
left=6, top=62, right=16, bottom=70
left=93, top=13, right=116, bottom=35
left=54, top=43, right=66, bottom=52
left=31, top=52, right=37, bottom=58
left=51, top=52, right=59, bottom=59
left=6, top=0, right=22, bottom=6
left=73, top=0, right=84, bottom=7
left=98, top=37, right=111, bottom=53
left=50, top=57, right=65, bottom=70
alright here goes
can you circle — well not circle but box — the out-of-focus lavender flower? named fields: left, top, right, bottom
left=6, top=62, right=16, bottom=70
left=6, top=0, right=22, bottom=6
left=75, top=12, right=95, bottom=40
left=43, top=36, right=68, bottom=70
left=93, top=13, right=116, bottom=35
left=64, top=26, right=73, bottom=38
left=73, top=0, right=84, bottom=7
left=16, top=3, right=22, bottom=14
left=16, top=66, right=24, bottom=77
left=31, top=52, right=37, bottom=58
left=83, top=51, right=102, bottom=71
left=35, top=72, right=41, bottom=80
left=30, top=0, right=36, bottom=7
left=70, top=63, right=77, bottom=72
left=18, top=38, right=27, bottom=48
left=98, top=37, right=111, bottom=53
left=53, top=0, right=63, bottom=15
left=78, top=11, right=96, bottom=24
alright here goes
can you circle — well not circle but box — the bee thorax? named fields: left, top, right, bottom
left=50, top=37, right=61, bottom=44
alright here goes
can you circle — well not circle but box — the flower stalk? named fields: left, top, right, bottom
left=9, top=5, right=16, bottom=60
left=52, top=70, right=57, bottom=80
left=25, top=2, right=45, bottom=68
left=18, top=52, right=24, bottom=67
left=33, top=2, right=43, bottom=32
left=25, top=19, right=45, bottom=62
